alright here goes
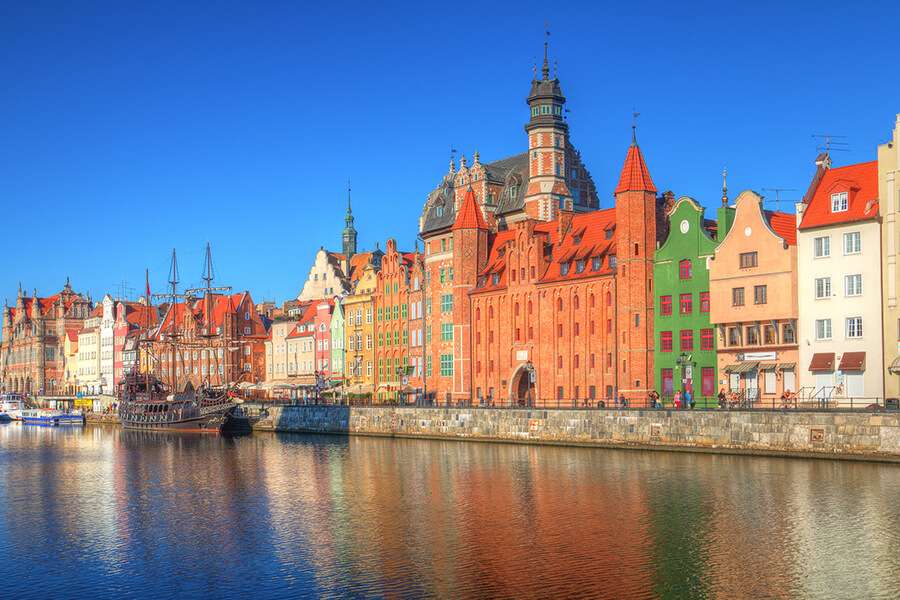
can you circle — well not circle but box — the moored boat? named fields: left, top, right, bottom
left=118, top=373, right=243, bottom=433
left=21, top=409, right=85, bottom=426
left=0, top=393, right=28, bottom=421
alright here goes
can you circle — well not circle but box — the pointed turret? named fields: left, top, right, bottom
left=614, top=130, right=658, bottom=404
left=614, top=133, right=656, bottom=194
left=453, top=186, right=488, bottom=230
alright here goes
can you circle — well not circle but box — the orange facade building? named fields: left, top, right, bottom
left=373, top=239, right=424, bottom=401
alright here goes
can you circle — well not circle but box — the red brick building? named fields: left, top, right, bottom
left=113, top=300, right=159, bottom=387
left=418, top=44, right=661, bottom=405
left=0, top=280, right=92, bottom=395
left=150, top=291, right=268, bottom=389
left=468, top=138, right=658, bottom=406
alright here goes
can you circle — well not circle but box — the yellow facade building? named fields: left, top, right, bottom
left=343, top=264, right=377, bottom=396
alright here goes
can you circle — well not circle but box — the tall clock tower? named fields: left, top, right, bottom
left=522, top=38, right=572, bottom=221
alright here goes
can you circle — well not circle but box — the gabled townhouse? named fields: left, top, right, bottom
left=709, top=190, right=798, bottom=404
left=797, top=157, right=883, bottom=401
left=654, top=196, right=729, bottom=404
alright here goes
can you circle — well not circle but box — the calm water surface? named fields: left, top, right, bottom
left=1, top=423, right=899, bottom=599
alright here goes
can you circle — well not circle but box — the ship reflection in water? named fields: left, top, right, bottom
left=1, top=425, right=899, bottom=599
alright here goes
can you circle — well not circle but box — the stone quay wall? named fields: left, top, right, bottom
left=253, top=405, right=900, bottom=461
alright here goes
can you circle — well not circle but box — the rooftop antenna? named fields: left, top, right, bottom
left=812, top=134, right=849, bottom=154
left=761, top=187, right=799, bottom=212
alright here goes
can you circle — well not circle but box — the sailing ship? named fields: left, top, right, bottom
left=117, top=245, right=251, bottom=434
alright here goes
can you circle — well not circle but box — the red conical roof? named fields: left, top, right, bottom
left=615, top=142, right=656, bottom=194
left=452, top=186, right=488, bottom=230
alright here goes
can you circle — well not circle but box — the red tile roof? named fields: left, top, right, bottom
left=765, top=211, right=797, bottom=246
left=614, top=143, right=656, bottom=194
left=540, top=209, right=618, bottom=283
left=453, top=187, right=488, bottom=230
left=474, top=209, right=619, bottom=292
left=798, top=161, right=879, bottom=230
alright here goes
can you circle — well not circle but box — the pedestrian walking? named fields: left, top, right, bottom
left=684, top=388, right=693, bottom=409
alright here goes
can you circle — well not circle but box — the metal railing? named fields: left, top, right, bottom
left=237, top=393, right=900, bottom=413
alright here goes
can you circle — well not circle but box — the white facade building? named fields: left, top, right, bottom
left=98, top=295, right=115, bottom=395
left=796, top=159, right=883, bottom=401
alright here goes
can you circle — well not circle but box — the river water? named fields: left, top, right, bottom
left=1, top=424, right=898, bottom=599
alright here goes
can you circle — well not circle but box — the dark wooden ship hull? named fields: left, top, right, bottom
left=120, top=405, right=234, bottom=432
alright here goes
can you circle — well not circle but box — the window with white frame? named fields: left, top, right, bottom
left=831, top=192, right=848, bottom=213
left=814, top=277, right=831, bottom=299
left=815, top=319, right=832, bottom=340
left=845, top=274, right=862, bottom=297
left=813, top=236, right=830, bottom=258
left=843, top=231, right=861, bottom=254
left=846, top=317, right=863, bottom=338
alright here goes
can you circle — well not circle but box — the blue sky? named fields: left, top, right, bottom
left=1, top=1, right=897, bottom=306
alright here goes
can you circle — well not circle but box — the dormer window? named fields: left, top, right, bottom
left=435, top=205, right=444, bottom=217
left=609, top=255, right=617, bottom=269
left=591, top=256, right=602, bottom=271
left=572, top=234, right=581, bottom=244
left=491, top=273, right=500, bottom=285
left=831, top=191, right=848, bottom=213
left=605, top=229, right=613, bottom=240
left=575, top=259, right=586, bottom=274
left=560, top=262, right=570, bottom=276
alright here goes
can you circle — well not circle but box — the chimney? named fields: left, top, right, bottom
left=557, top=209, right=574, bottom=239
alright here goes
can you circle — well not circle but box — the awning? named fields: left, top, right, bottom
left=759, top=362, right=777, bottom=371
left=890, top=357, right=900, bottom=374
left=725, top=361, right=759, bottom=374
left=808, top=352, right=835, bottom=372
left=838, top=351, right=866, bottom=371
left=778, top=362, right=796, bottom=371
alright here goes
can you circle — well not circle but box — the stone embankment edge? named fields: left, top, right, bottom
left=253, top=406, right=900, bottom=464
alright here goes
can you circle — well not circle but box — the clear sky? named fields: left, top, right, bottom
left=2, top=1, right=897, bottom=307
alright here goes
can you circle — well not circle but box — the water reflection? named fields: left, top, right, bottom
left=0, top=423, right=898, bottom=599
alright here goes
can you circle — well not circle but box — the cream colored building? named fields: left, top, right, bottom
left=796, top=159, right=883, bottom=401
left=297, top=248, right=351, bottom=302
left=76, top=306, right=102, bottom=394
left=880, top=115, right=900, bottom=399
left=265, top=318, right=299, bottom=382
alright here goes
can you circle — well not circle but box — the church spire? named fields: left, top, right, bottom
left=342, top=177, right=358, bottom=260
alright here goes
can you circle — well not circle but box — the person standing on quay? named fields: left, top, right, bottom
left=674, top=390, right=681, bottom=409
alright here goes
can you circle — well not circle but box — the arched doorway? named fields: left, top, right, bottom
left=508, top=362, right=536, bottom=407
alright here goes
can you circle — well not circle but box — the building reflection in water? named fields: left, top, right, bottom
left=1, top=425, right=900, bottom=599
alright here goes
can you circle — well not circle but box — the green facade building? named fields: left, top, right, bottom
left=653, top=197, right=730, bottom=405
